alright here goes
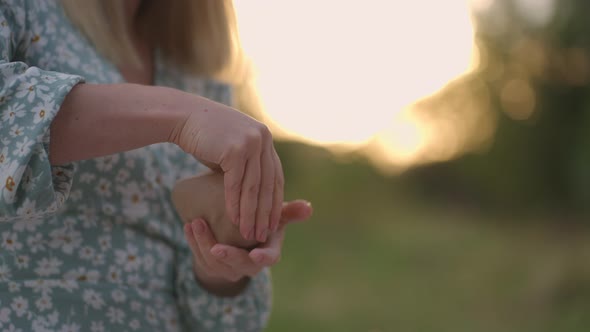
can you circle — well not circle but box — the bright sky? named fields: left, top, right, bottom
left=234, top=1, right=477, bottom=167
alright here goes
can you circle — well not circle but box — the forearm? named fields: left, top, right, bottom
left=49, top=83, right=192, bottom=165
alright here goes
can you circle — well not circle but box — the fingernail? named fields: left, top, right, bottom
left=305, top=201, right=312, bottom=208
left=234, top=215, right=240, bottom=226
left=213, top=249, right=226, bottom=258
left=192, top=220, right=204, bottom=235
left=247, top=229, right=255, bottom=240
left=257, top=229, right=267, bottom=242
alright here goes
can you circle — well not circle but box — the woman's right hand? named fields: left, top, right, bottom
left=168, top=95, right=283, bottom=243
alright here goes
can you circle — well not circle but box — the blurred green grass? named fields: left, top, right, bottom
left=266, top=142, right=590, bottom=332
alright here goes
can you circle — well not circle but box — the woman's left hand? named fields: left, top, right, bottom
left=183, top=200, right=313, bottom=296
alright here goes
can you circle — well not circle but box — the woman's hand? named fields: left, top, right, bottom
left=183, top=200, right=313, bottom=297
left=169, top=95, right=284, bottom=243
left=52, top=83, right=281, bottom=243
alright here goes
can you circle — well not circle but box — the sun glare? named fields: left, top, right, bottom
left=234, top=1, right=477, bottom=168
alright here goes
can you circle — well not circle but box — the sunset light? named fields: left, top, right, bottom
left=234, top=1, right=478, bottom=169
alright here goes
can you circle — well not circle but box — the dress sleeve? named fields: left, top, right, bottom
left=175, top=248, right=272, bottom=332
left=0, top=1, right=84, bottom=220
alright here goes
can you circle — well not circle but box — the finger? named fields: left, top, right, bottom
left=239, top=156, right=261, bottom=240
left=184, top=223, right=205, bottom=263
left=249, top=227, right=286, bottom=267
left=279, top=200, right=313, bottom=226
left=254, top=146, right=275, bottom=242
left=269, top=151, right=284, bottom=232
left=183, top=223, right=210, bottom=271
left=190, top=218, right=218, bottom=266
left=210, top=244, right=262, bottom=277
left=223, top=160, right=246, bottom=226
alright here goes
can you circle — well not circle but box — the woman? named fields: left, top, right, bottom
left=0, top=0, right=311, bottom=331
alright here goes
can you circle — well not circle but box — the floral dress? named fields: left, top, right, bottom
left=0, top=0, right=271, bottom=331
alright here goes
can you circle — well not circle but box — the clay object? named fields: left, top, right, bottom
left=172, top=172, right=260, bottom=250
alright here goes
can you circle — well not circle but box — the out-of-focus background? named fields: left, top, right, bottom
left=234, top=1, right=590, bottom=331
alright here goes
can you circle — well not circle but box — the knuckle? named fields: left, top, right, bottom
left=258, top=124, right=272, bottom=140
left=245, top=128, right=262, bottom=146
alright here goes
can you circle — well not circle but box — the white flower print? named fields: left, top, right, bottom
left=14, top=199, right=42, bottom=231
left=29, top=21, right=49, bottom=49
left=101, top=202, right=116, bottom=216
left=221, top=304, right=244, bottom=325
left=69, top=189, right=82, bottom=201
left=128, top=319, right=141, bottom=330
left=78, top=173, right=96, bottom=184
left=35, top=296, right=52, bottom=312
left=105, top=307, right=125, bottom=324
left=91, top=253, right=105, bottom=266
left=115, top=169, right=130, bottom=183
left=58, top=323, right=80, bottom=332
left=14, top=255, right=29, bottom=269
left=95, top=178, right=112, bottom=197
left=48, top=227, right=82, bottom=254
left=2, top=324, right=22, bottom=332
left=118, top=182, right=149, bottom=220
left=34, top=257, right=62, bottom=277
left=64, top=267, right=99, bottom=283
left=47, top=310, right=60, bottom=327
left=106, top=266, right=122, bottom=284
left=95, top=154, right=119, bottom=172
left=56, top=279, right=78, bottom=293
left=30, top=100, right=55, bottom=124
left=145, top=307, right=158, bottom=325
left=97, top=235, right=111, bottom=251
left=0, top=308, right=11, bottom=327
left=115, top=244, right=142, bottom=272
left=77, top=205, right=97, bottom=228
left=19, top=166, right=35, bottom=192
left=78, top=246, right=95, bottom=260
left=8, top=282, right=20, bottom=293
left=90, top=321, right=104, bottom=332
left=142, top=254, right=155, bottom=272
left=10, top=297, right=28, bottom=318
left=0, top=147, right=9, bottom=168
left=1, top=232, right=22, bottom=251
left=15, top=78, right=50, bottom=103
left=2, top=160, right=25, bottom=204
left=90, top=321, right=105, bottom=332
left=0, top=264, right=12, bottom=282
left=1, top=103, right=25, bottom=125
left=111, top=290, right=126, bottom=303
left=26, top=233, right=45, bottom=253
left=25, top=279, right=56, bottom=295
left=136, top=286, right=151, bottom=300
left=13, top=137, right=33, bottom=157
left=8, top=124, right=24, bottom=137
left=127, top=274, right=141, bottom=288
left=82, top=290, right=104, bottom=310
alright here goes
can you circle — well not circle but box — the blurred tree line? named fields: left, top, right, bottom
left=401, top=0, right=590, bottom=215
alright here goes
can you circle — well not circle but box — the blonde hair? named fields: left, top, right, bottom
left=61, top=0, right=260, bottom=115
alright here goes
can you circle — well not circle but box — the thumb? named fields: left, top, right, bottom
left=279, top=200, right=313, bottom=226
